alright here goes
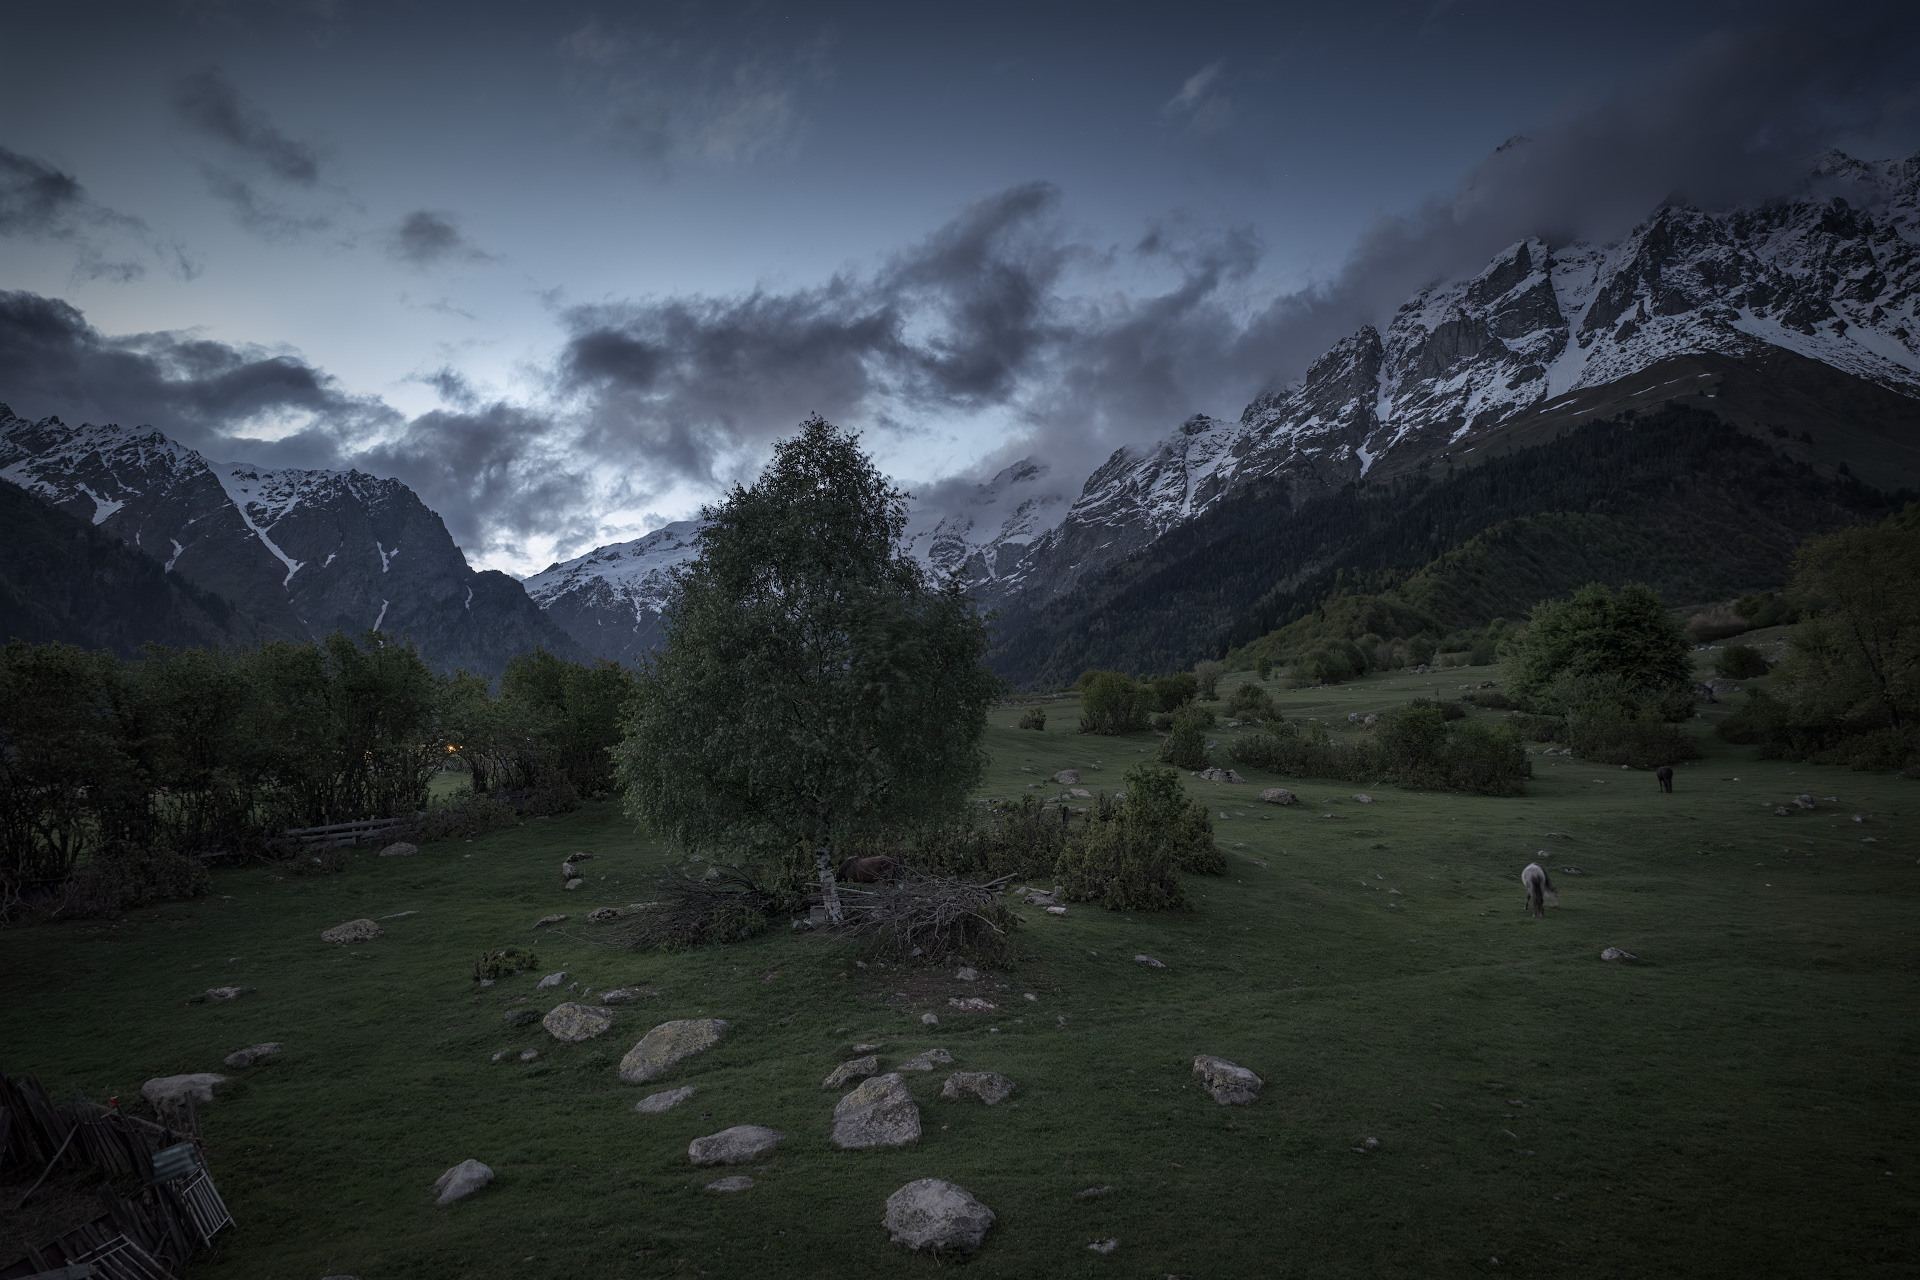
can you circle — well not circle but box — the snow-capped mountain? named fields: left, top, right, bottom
left=0, top=408, right=580, bottom=674
left=522, top=520, right=702, bottom=666
left=901, top=457, right=1066, bottom=590
left=984, top=148, right=1920, bottom=617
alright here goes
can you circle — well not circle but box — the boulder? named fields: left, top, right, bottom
left=1069, top=787, right=1093, bottom=798
left=432, top=1159, right=493, bottom=1205
left=823, top=1055, right=880, bottom=1089
left=1134, top=954, right=1166, bottom=968
left=1352, top=794, right=1373, bottom=804
left=542, top=1002, right=613, bottom=1043
left=535, top=914, right=567, bottom=927
left=222, top=1042, right=283, bottom=1069
left=954, top=966, right=980, bottom=981
left=1260, top=788, right=1295, bottom=806
left=899, top=1048, right=954, bottom=1072
left=564, top=878, right=584, bottom=891
left=920, top=1013, right=940, bottom=1027
left=1601, top=947, right=1638, bottom=962
left=536, top=971, right=567, bottom=989
left=378, top=841, right=419, bottom=857
left=142, top=1074, right=225, bottom=1113
left=707, top=1175, right=755, bottom=1192
left=600, top=986, right=645, bottom=1004
left=1045, top=905, right=1068, bottom=916
left=203, top=986, right=244, bottom=1001
left=1053, top=769, right=1080, bottom=785
left=587, top=906, right=622, bottom=922
left=619, top=1018, right=728, bottom=1084
left=320, top=918, right=381, bottom=944
left=833, top=1074, right=921, bottom=1149
left=940, top=1071, right=1015, bottom=1105
left=635, top=1085, right=696, bottom=1114
left=1089, top=1238, right=1119, bottom=1254
left=883, top=1178, right=995, bottom=1252
left=1192, top=1054, right=1263, bottom=1105
left=689, top=1124, right=786, bottom=1166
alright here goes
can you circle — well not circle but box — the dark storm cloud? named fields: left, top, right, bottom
left=171, top=67, right=323, bottom=184
left=0, top=146, right=164, bottom=282
left=386, top=210, right=495, bottom=268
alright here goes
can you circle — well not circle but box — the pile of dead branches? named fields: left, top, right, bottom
left=839, top=871, right=1018, bottom=965
left=604, top=863, right=774, bottom=951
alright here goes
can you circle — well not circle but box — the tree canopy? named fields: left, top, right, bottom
left=1506, top=582, right=1692, bottom=716
left=613, top=416, right=1000, bottom=884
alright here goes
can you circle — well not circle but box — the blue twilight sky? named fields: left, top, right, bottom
left=2, top=0, right=1916, bottom=574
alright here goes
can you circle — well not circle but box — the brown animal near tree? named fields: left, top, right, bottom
left=838, top=855, right=903, bottom=884
left=1521, top=861, right=1557, bottom=918
left=1656, top=765, right=1674, bottom=793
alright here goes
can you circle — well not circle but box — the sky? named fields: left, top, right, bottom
left=2, top=0, right=1917, bottom=575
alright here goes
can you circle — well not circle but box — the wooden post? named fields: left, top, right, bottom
left=815, top=848, right=844, bottom=927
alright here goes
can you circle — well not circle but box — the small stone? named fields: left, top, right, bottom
left=1074, top=1184, right=1112, bottom=1200
left=600, top=986, right=644, bottom=1004
left=142, top=1074, right=225, bottom=1114
left=478, top=978, right=495, bottom=988
left=1133, top=954, right=1166, bottom=969
left=1089, top=1238, right=1119, bottom=1254
left=1070, top=787, right=1092, bottom=798
left=954, top=966, right=980, bottom=981
left=1045, top=905, right=1068, bottom=916
left=222, top=1041, right=283, bottom=1069
left=618, top=1018, right=728, bottom=1084
left=948, top=996, right=996, bottom=1012
left=883, top=1177, right=995, bottom=1252
left=1054, top=769, right=1081, bottom=784
left=542, top=1002, right=613, bottom=1043
left=1356, top=1136, right=1380, bottom=1152
left=320, top=918, right=381, bottom=944
left=706, top=1175, right=755, bottom=1192
left=824, top=1055, right=880, bottom=1089
left=204, top=985, right=245, bottom=1001
left=519, top=1049, right=537, bottom=1062
left=432, top=1159, right=493, bottom=1205
left=833, top=1073, right=921, bottom=1148
left=1352, top=793, right=1373, bottom=804
left=898, top=1047, right=954, bottom=1072
left=1600, top=947, right=1638, bottom=962
left=379, top=841, right=419, bottom=857
left=564, top=878, right=584, bottom=890
left=920, top=1012, right=940, bottom=1027
left=1024, top=993, right=1038, bottom=1002
left=1260, top=788, right=1295, bottom=806
left=1192, top=1054, right=1263, bottom=1105
left=536, top=971, right=567, bottom=989
left=587, top=906, right=622, bottom=922
left=940, top=1071, right=1015, bottom=1105
left=852, top=1042, right=882, bottom=1053
left=634, top=1085, right=696, bottom=1114
left=689, top=1125, right=786, bottom=1165
left=535, top=914, right=566, bottom=927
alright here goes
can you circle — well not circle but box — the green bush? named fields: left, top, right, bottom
left=1406, top=696, right=1467, bottom=721
left=58, top=842, right=211, bottom=918
left=1224, top=682, right=1275, bottom=721
left=474, top=948, right=540, bottom=981
left=1193, top=660, right=1224, bottom=700
left=876, top=795, right=1069, bottom=882
left=1078, top=671, right=1153, bottom=735
left=1017, top=707, right=1047, bottom=730
left=1288, top=639, right=1369, bottom=686
left=1148, top=672, right=1198, bottom=712
left=1054, top=764, right=1220, bottom=909
left=1569, top=712, right=1703, bottom=768
left=1230, top=706, right=1531, bottom=796
left=1156, top=705, right=1212, bottom=770
left=1715, top=645, right=1773, bottom=679
left=1508, top=713, right=1568, bottom=742
left=1464, top=689, right=1518, bottom=711
left=1255, top=657, right=1273, bottom=680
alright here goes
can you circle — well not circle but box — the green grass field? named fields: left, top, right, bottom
left=3, top=663, right=1915, bottom=1278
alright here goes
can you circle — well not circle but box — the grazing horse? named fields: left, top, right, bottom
left=1656, top=765, right=1674, bottom=793
left=1521, top=862, right=1557, bottom=918
left=837, top=854, right=903, bottom=884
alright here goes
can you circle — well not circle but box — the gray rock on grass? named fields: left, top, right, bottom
left=898, top=1047, right=953, bottom=1071
left=600, top=986, right=644, bottom=1004
left=1054, top=769, right=1080, bottom=785
left=1134, top=954, right=1166, bottom=969
left=432, top=1159, right=493, bottom=1205
left=823, top=1055, right=880, bottom=1089
left=203, top=986, right=245, bottom=1001
left=920, top=1013, right=940, bottom=1027
left=1601, top=947, right=1639, bottom=962
left=689, top=1125, right=786, bottom=1165
left=142, top=1074, right=225, bottom=1113
left=619, top=1018, right=728, bottom=1084
left=542, top=1002, right=613, bottom=1042
left=535, top=914, right=567, bottom=927
left=883, top=1178, right=995, bottom=1252
left=832, top=1073, right=921, bottom=1148
left=1260, top=788, right=1295, bottom=806
left=940, top=1072, right=1015, bottom=1105
left=222, top=1042, right=283, bottom=1069
left=1192, top=1054, right=1263, bottom=1105
left=536, top=971, right=567, bottom=989
left=379, top=841, right=419, bottom=857
left=634, top=1085, right=696, bottom=1114
left=321, top=918, right=381, bottom=944
left=707, top=1175, right=755, bottom=1192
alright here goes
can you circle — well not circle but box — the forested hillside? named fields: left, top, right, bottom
left=990, top=406, right=1909, bottom=686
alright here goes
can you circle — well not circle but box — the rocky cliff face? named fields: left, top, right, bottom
left=0, top=409, right=580, bottom=675
left=981, top=149, right=1920, bottom=623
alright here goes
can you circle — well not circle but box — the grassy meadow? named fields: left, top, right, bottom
left=2, top=661, right=1916, bottom=1278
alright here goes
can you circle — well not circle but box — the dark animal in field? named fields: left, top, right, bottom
left=837, top=855, right=903, bottom=884
left=1521, top=862, right=1557, bottom=918
left=1656, top=765, right=1674, bottom=793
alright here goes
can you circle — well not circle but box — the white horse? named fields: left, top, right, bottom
left=1521, top=861, right=1557, bottom=918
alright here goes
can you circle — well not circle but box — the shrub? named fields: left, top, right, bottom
left=1053, top=764, right=1221, bottom=909
left=1715, top=645, right=1772, bottom=679
left=1507, top=582, right=1693, bottom=716
left=1508, top=713, right=1568, bottom=742
left=1193, top=660, right=1225, bottom=700
left=1078, top=671, right=1153, bottom=735
left=841, top=872, right=1020, bottom=965
left=474, top=948, right=540, bottom=981
left=612, top=863, right=774, bottom=951
left=58, top=842, right=211, bottom=918
left=1156, top=705, right=1212, bottom=770
left=1148, top=672, right=1199, bottom=712
left=1017, top=707, right=1047, bottom=730
left=1464, top=689, right=1518, bottom=710
left=878, top=795, right=1068, bottom=882
left=1255, top=657, right=1273, bottom=680
left=1224, top=682, right=1275, bottom=720
left=404, top=795, right=522, bottom=843
left=1406, top=696, right=1467, bottom=721
left=1405, top=635, right=1438, bottom=667
left=1568, top=713, right=1703, bottom=768
left=1289, top=640, right=1368, bottom=686
left=1230, top=707, right=1530, bottom=795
